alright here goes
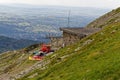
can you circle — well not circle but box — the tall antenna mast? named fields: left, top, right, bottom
left=67, top=10, right=71, bottom=27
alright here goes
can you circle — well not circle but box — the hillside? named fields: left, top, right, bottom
left=0, top=36, right=40, bottom=53
left=18, top=7, right=120, bottom=80
left=17, top=23, right=120, bottom=80
left=0, top=44, right=41, bottom=80
left=0, top=7, right=120, bottom=80
left=87, top=7, right=120, bottom=28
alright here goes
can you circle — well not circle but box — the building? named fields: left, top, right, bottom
left=50, top=36, right=63, bottom=47
left=60, top=27, right=101, bottom=46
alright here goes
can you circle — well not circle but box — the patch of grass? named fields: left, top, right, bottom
left=20, top=23, right=120, bottom=80
left=114, top=7, right=120, bottom=13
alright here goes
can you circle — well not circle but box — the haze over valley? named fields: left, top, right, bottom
left=0, top=4, right=110, bottom=41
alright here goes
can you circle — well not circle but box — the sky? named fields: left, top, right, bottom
left=0, top=0, right=120, bottom=9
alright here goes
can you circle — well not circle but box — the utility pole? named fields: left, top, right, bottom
left=67, top=10, right=71, bottom=27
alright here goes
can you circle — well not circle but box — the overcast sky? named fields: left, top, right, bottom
left=0, top=0, right=120, bottom=9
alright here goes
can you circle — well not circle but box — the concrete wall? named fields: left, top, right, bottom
left=63, top=32, right=86, bottom=46
left=50, top=37, right=63, bottom=49
left=50, top=32, right=86, bottom=48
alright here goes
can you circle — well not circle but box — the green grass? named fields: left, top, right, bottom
left=114, top=7, right=120, bottom=13
left=18, top=22, right=120, bottom=80
left=0, top=49, right=39, bottom=78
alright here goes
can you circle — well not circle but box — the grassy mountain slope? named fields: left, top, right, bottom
left=17, top=7, right=120, bottom=80
left=18, top=22, right=120, bottom=80
left=0, top=7, right=120, bottom=80
left=0, top=44, right=42, bottom=80
left=86, top=7, right=120, bottom=28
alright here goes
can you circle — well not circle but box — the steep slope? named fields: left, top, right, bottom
left=0, top=36, right=40, bottom=53
left=17, top=8, right=120, bottom=80
left=19, top=22, right=120, bottom=80
left=0, top=7, right=120, bottom=80
left=86, top=7, right=120, bottom=28
left=0, top=44, right=42, bottom=80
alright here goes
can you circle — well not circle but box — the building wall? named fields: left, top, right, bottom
left=50, top=32, right=86, bottom=48
left=50, top=37, right=63, bottom=48
left=63, top=32, right=86, bottom=46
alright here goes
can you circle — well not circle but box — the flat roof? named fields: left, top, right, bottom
left=60, top=27, right=101, bottom=36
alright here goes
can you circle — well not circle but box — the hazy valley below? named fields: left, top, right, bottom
left=0, top=4, right=110, bottom=53
left=0, top=4, right=110, bottom=41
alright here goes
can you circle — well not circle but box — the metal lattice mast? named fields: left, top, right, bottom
left=67, top=10, right=71, bottom=27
